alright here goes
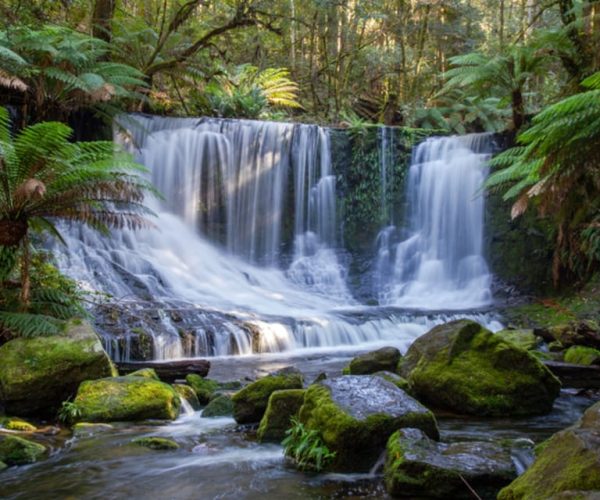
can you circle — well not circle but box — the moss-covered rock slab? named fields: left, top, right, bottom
left=128, top=368, right=159, bottom=380
left=344, top=347, right=401, bottom=375
left=2, top=417, right=36, bottom=432
left=173, top=384, right=200, bottom=410
left=232, top=372, right=303, bottom=424
left=0, top=435, right=46, bottom=465
left=373, top=371, right=411, bottom=392
left=132, top=437, right=179, bottom=450
left=202, top=395, right=233, bottom=418
left=257, top=389, right=305, bottom=442
left=496, top=329, right=541, bottom=350
left=73, top=376, right=181, bottom=422
left=400, top=320, right=561, bottom=416
left=186, top=375, right=219, bottom=405
left=73, top=422, right=113, bottom=437
left=498, top=401, right=600, bottom=499
left=299, top=375, right=439, bottom=472
left=564, top=346, right=600, bottom=366
left=0, top=321, right=116, bottom=416
left=385, top=428, right=515, bottom=498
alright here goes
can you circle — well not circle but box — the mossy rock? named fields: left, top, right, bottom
left=496, top=329, right=541, bottom=351
left=0, top=461, right=6, bottom=472
left=373, top=371, right=411, bottom=392
left=400, top=320, right=561, bottom=416
left=257, top=389, right=305, bottom=442
left=564, top=346, right=600, bottom=366
left=232, top=373, right=303, bottom=424
left=202, top=395, right=233, bottom=418
left=498, top=401, right=600, bottom=499
left=173, top=384, right=200, bottom=410
left=73, top=422, right=113, bottom=437
left=73, top=376, right=181, bottom=422
left=186, top=375, right=219, bottom=405
left=0, top=435, right=47, bottom=465
left=544, top=321, right=600, bottom=350
left=128, top=368, right=159, bottom=380
left=299, top=375, right=439, bottom=472
left=132, top=437, right=179, bottom=450
left=344, top=347, right=402, bottom=375
left=385, top=428, right=516, bottom=498
left=0, top=321, right=116, bottom=416
left=2, top=417, right=36, bottom=432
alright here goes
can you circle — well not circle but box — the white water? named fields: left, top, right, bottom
left=55, top=118, right=500, bottom=360
left=376, top=134, right=493, bottom=309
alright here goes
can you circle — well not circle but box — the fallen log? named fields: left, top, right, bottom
left=116, top=359, right=210, bottom=382
left=543, top=361, right=600, bottom=389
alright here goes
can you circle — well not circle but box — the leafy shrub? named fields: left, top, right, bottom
left=282, top=417, right=336, bottom=472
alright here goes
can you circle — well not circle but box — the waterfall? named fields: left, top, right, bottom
left=376, top=134, right=493, bottom=309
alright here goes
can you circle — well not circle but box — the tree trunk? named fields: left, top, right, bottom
left=19, top=233, right=30, bottom=308
left=511, top=88, right=524, bottom=130
left=92, top=0, right=117, bottom=43
left=0, top=219, right=27, bottom=247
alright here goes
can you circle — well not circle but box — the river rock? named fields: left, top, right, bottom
left=496, top=329, right=541, bottom=350
left=132, top=437, right=179, bottom=450
left=539, top=321, right=600, bottom=350
left=73, top=375, right=181, bottom=422
left=0, top=320, right=116, bottom=416
left=202, top=395, right=234, bottom=417
left=0, top=435, right=46, bottom=465
left=498, top=401, right=600, bottom=499
left=564, top=346, right=600, bottom=366
left=2, top=417, right=36, bottom=432
left=257, top=389, right=305, bottom=442
left=385, top=428, right=516, bottom=498
left=72, top=422, right=114, bottom=437
left=400, top=320, right=561, bottom=416
left=128, top=368, right=159, bottom=380
left=344, top=347, right=401, bottom=375
left=298, top=375, right=439, bottom=472
left=373, top=371, right=411, bottom=392
left=173, top=384, right=200, bottom=410
left=232, top=372, right=303, bottom=424
left=186, top=375, right=219, bottom=405
left=0, top=461, right=6, bottom=472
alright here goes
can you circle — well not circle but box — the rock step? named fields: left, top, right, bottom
left=116, top=360, right=210, bottom=382
left=543, top=361, right=600, bottom=389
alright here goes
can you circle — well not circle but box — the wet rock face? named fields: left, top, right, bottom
left=385, top=428, right=516, bottom=499
left=498, top=401, right=600, bottom=500
left=400, top=319, right=561, bottom=416
left=202, top=395, right=234, bottom=418
left=0, top=321, right=115, bottom=416
left=299, top=375, right=439, bottom=472
left=257, top=389, right=305, bottom=442
left=344, top=347, right=402, bottom=375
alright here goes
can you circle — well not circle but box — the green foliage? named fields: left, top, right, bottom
left=57, top=400, right=81, bottom=425
left=282, top=417, right=336, bottom=472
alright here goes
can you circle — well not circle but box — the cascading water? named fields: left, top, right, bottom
left=55, top=117, right=500, bottom=361
left=375, top=133, right=493, bottom=309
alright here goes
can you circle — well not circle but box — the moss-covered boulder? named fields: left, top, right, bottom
left=232, top=372, right=303, bottom=424
left=299, top=375, right=439, bottom=472
left=498, top=401, right=600, bottom=499
left=2, top=417, right=36, bottom=432
left=0, top=321, right=116, bottom=416
left=73, top=375, right=181, bottom=422
left=0, top=435, right=46, bottom=465
left=496, top=329, right=541, bottom=350
left=385, top=428, right=515, bottom=498
left=400, top=320, right=561, bottom=416
left=73, top=422, right=113, bottom=437
left=128, top=368, right=159, bottom=380
left=202, top=395, right=233, bottom=418
left=344, top=347, right=402, bottom=375
left=543, top=321, right=600, bottom=350
left=173, top=384, right=200, bottom=410
left=373, top=371, right=411, bottom=392
left=564, top=346, right=600, bottom=366
left=132, top=437, right=179, bottom=450
left=186, top=375, right=219, bottom=405
left=257, top=389, right=305, bottom=442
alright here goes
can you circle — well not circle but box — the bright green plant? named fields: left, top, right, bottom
left=58, top=400, right=81, bottom=424
left=282, top=417, right=336, bottom=472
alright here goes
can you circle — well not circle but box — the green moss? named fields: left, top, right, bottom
left=0, top=461, right=6, bottom=472
left=186, top=375, right=219, bottom=405
left=0, top=436, right=46, bottom=465
left=299, top=382, right=438, bottom=472
left=257, top=389, right=305, bottom=442
left=345, top=347, right=401, bottom=375
left=373, top=371, right=411, bottom=392
left=202, top=395, right=234, bottom=418
left=403, top=320, right=561, bottom=416
left=128, top=368, right=159, bottom=380
left=0, top=321, right=115, bottom=416
left=232, top=373, right=303, bottom=424
left=73, top=376, right=181, bottom=422
left=3, top=418, right=36, bottom=432
left=495, top=329, right=541, bottom=350
left=132, top=437, right=179, bottom=450
left=564, top=345, right=600, bottom=365
left=72, top=422, right=113, bottom=437
left=173, top=384, right=200, bottom=410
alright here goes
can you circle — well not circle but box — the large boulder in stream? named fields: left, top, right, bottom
left=498, top=401, right=600, bottom=499
left=399, top=320, right=561, bottom=416
left=343, top=347, right=402, bottom=375
left=384, top=428, right=516, bottom=498
left=0, top=436, right=47, bottom=466
left=73, top=375, right=181, bottom=422
left=0, top=320, right=116, bottom=416
left=232, top=371, right=303, bottom=424
left=298, top=375, right=439, bottom=472
left=257, top=389, right=305, bottom=442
